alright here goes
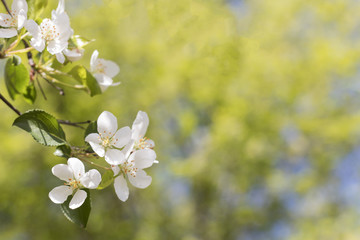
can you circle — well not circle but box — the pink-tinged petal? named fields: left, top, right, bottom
left=49, top=185, right=72, bottom=204
left=63, top=48, right=84, bottom=61
left=97, top=111, right=118, bottom=138
left=17, top=9, right=26, bottom=29
left=105, top=149, right=125, bottom=165
left=52, top=164, right=73, bottom=181
left=103, top=59, right=120, bottom=78
left=131, top=111, right=149, bottom=141
left=0, top=28, right=17, bottom=38
left=134, top=149, right=156, bottom=169
left=90, top=50, right=99, bottom=71
left=67, top=158, right=85, bottom=180
left=128, top=170, right=152, bottom=189
left=12, top=0, right=28, bottom=14
left=0, top=13, right=12, bottom=27
left=56, top=52, right=65, bottom=64
left=112, top=126, right=131, bottom=148
left=80, top=169, right=101, bottom=189
left=69, top=190, right=87, bottom=209
left=114, top=175, right=129, bottom=202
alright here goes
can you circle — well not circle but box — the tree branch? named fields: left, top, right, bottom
left=0, top=93, right=21, bottom=115
left=1, top=0, right=12, bottom=16
left=58, top=119, right=91, bottom=129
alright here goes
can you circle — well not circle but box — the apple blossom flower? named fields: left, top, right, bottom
left=49, top=158, right=101, bottom=209
left=90, top=50, right=120, bottom=91
left=24, top=0, right=72, bottom=63
left=112, top=149, right=157, bottom=201
left=0, top=0, right=27, bottom=38
left=85, top=111, right=131, bottom=165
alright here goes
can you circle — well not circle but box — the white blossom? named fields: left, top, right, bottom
left=90, top=50, right=120, bottom=91
left=85, top=111, right=131, bottom=165
left=0, top=0, right=27, bottom=38
left=24, top=0, right=72, bottom=63
left=112, top=149, right=157, bottom=202
left=49, top=158, right=101, bottom=209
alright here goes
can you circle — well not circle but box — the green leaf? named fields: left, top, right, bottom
left=4, top=56, right=30, bottom=100
left=84, top=121, right=97, bottom=139
left=13, top=109, right=67, bottom=146
left=97, top=170, right=114, bottom=190
left=54, top=145, right=72, bottom=158
left=69, top=65, right=101, bottom=97
left=60, top=189, right=91, bottom=228
left=69, top=35, right=94, bottom=49
left=27, top=0, right=48, bottom=18
left=22, top=83, right=37, bottom=104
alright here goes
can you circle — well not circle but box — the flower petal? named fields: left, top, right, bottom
left=122, top=140, right=135, bottom=159
left=47, top=39, right=68, bottom=55
left=134, top=149, right=156, bottom=169
left=131, top=111, right=149, bottom=141
left=0, top=28, right=17, bottom=38
left=128, top=170, right=152, bottom=189
left=17, top=9, right=27, bottom=29
left=56, top=52, right=65, bottom=64
left=90, top=50, right=99, bottom=71
left=63, top=48, right=84, bottom=61
left=0, top=13, right=12, bottom=27
left=49, top=185, right=72, bottom=204
left=97, top=111, right=118, bottom=138
left=69, top=189, right=87, bottom=209
left=55, top=0, right=65, bottom=15
left=67, top=158, right=85, bottom=180
left=104, top=149, right=125, bottom=165
left=85, top=133, right=105, bottom=157
left=94, top=73, right=113, bottom=92
left=25, top=20, right=45, bottom=52
left=103, top=59, right=120, bottom=78
left=12, top=0, right=28, bottom=15
left=80, top=169, right=102, bottom=189
left=114, top=175, right=129, bottom=202
left=112, top=126, right=131, bottom=148
left=52, top=164, right=73, bottom=181
left=112, top=165, right=120, bottom=176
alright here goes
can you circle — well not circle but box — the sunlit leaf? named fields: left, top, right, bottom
left=4, top=56, right=29, bottom=100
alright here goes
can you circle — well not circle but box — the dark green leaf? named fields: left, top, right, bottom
left=54, top=145, right=72, bottom=158
left=97, top=170, right=114, bottom=190
left=84, top=121, right=97, bottom=139
left=13, top=109, right=67, bottom=146
left=22, top=83, right=37, bottom=104
left=4, top=56, right=30, bottom=100
left=60, top=189, right=91, bottom=228
left=69, top=65, right=101, bottom=97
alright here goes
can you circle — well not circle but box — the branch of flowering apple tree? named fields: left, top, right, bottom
left=0, top=0, right=158, bottom=228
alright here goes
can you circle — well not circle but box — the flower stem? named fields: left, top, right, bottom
left=6, top=47, right=34, bottom=56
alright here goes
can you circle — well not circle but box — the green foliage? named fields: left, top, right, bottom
left=13, top=109, right=67, bottom=146
left=60, top=189, right=91, bottom=228
left=69, top=65, right=101, bottom=97
left=97, top=170, right=114, bottom=190
left=4, top=56, right=30, bottom=100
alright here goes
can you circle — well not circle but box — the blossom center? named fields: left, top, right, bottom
left=95, top=60, right=106, bottom=74
left=3, top=10, right=18, bottom=27
left=40, top=19, right=59, bottom=41
left=123, top=160, right=138, bottom=177
left=135, top=137, right=153, bottom=150
left=66, top=178, right=81, bottom=190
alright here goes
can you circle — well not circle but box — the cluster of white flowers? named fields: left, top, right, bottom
left=49, top=111, right=157, bottom=208
left=0, top=0, right=120, bottom=91
left=85, top=111, right=157, bottom=202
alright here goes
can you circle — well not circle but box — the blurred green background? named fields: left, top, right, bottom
left=1, top=0, right=360, bottom=239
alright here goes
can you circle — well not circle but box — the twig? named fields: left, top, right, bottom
left=1, top=0, right=12, bottom=16
left=58, top=119, right=91, bottom=129
left=35, top=76, right=47, bottom=100
left=0, top=93, right=21, bottom=115
left=40, top=73, right=65, bottom=96
left=77, top=157, right=110, bottom=170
